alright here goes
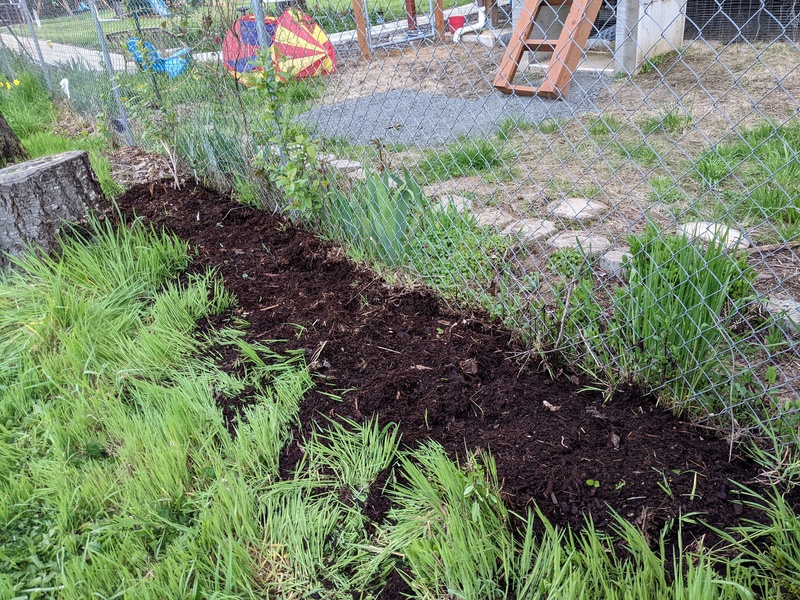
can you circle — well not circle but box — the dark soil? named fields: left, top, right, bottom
left=115, top=182, right=778, bottom=544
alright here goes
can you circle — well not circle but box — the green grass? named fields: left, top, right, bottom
left=417, top=137, right=512, bottom=182
left=0, top=71, right=54, bottom=138
left=691, top=119, right=800, bottom=242
left=22, top=131, right=122, bottom=197
left=0, top=192, right=799, bottom=599
left=588, top=114, right=623, bottom=137
left=614, top=140, right=661, bottom=168
left=639, top=108, right=693, bottom=135
left=0, top=220, right=314, bottom=597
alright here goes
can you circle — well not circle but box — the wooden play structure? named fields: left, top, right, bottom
left=494, top=0, right=603, bottom=98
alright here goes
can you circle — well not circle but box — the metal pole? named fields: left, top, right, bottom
left=88, top=0, right=135, bottom=145
left=251, top=0, right=271, bottom=47
left=17, top=0, right=52, bottom=92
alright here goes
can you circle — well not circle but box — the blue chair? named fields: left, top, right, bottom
left=126, top=38, right=192, bottom=78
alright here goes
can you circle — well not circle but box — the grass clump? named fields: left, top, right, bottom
left=0, top=71, right=55, bottom=137
left=616, top=225, right=756, bottom=409
left=0, top=220, right=313, bottom=597
left=417, top=137, right=511, bottom=182
left=692, top=119, right=800, bottom=241
left=22, top=131, right=122, bottom=197
left=588, top=114, right=623, bottom=137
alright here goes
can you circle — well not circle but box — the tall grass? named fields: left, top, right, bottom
left=0, top=220, right=313, bottom=597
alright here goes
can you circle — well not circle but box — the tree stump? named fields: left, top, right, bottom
left=0, top=111, right=28, bottom=167
left=0, top=151, right=103, bottom=269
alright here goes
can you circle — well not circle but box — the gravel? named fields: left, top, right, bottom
left=297, top=72, right=609, bottom=147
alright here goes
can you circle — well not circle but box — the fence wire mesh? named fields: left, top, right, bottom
left=0, top=0, right=798, bottom=440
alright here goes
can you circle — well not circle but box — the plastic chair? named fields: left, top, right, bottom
left=125, top=38, right=192, bottom=78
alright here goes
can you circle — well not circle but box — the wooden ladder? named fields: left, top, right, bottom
left=494, top=0, right=603, bottom=99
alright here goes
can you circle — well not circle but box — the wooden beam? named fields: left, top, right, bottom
left=352, top=0, right=371, bottom=59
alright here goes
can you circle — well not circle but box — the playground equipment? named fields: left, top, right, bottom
left=125, top=38, right=191, bottom=78
left=494, top=0, right=603, bottom=98
left=107, top=27, right=191, bottom=75
left=222, top=8, right=336, bottom=81
left=351, top=0, right=445, bottom=58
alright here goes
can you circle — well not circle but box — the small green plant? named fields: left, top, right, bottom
left=585, top=479, right=600, bottom=488
left=638, top=51, right=675, bottom=75
left=417, top=137, right=511, bottom=182
left=640, top=108, right=693, bottom=135
left=617, top=224, right=756, bottom=408
left=615, top=140, right=660, bottom=167
left=588, top=114, right=623, bottom=137
left=538, top=119, right=562, bottom=134
left=247, top=51, right=323, bottom=216
left=496, top=116, right=535, bottom=141
left=328, top=168, right=424, bottom=265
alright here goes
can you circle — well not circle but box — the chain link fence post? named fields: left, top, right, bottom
left=17, top=0, right=51, bottom=92
left=88, top=0, right=134, bottom=145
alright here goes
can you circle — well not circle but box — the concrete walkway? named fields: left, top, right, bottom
left=0, top=32, right=133, bottom=72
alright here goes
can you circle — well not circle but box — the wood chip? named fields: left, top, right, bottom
left=543, top=400, right=561, bottom=411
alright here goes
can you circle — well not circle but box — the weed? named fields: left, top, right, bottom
left=326, top=168, right=425, bottom=265
left=640, top=108, right=693, bottom=135
left=417, top=137, right=511, bottom=182
left=588, top=114, right=623, bottom=137
left=638, top=51, right=676, bottom=74
left=615, top=140, right=660, bottom=167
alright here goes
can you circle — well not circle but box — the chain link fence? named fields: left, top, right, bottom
left=0, top=0, right=798, bottom=441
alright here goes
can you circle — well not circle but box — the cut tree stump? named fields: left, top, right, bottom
left=0, top=151, right=103, bottom=269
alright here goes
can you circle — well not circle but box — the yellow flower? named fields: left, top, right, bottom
left=13, top=79, right=19, bottom=86
left=5, top=82, right=10, bottom=89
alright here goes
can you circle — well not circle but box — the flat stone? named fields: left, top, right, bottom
left=321, top=155, right=364, bottom=174
left=501, top=218, right=558, bottom=243
left=546, top=232, right=612, bottom=257
left=761, top=295, right=800, bottom=339
left=599, top=246, right=631, bottom=279
left=547, top=197, right=609, bottom=223
left=472, top=207, right=516, bottom=230
left=677, top=221, right=750, bottom=249
left=434, top=195, right=472, bottom=214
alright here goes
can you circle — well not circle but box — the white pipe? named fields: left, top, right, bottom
left=454, top=4, right=486, bottom=43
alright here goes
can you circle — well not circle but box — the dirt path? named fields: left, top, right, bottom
left=115, top=182, right=784, bottom=539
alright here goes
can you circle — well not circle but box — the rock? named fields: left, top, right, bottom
left=501, top=218, right=558, bottom=243
left=761, top=295, right=800, bottom=339
left=677, top=221, right=749, bottom=249
left=547, top=197, right=609, bottom=224
left=599, top=246, right=631, bottom=279
left=434, top=195, right=472, bottom=214
left=321, top=154, right=364, bottom=175
left=472, top=207, right=516, bottom=230
left=546, top=232, right=612, bottom=257
left=0, top=151, right=102, bottom=269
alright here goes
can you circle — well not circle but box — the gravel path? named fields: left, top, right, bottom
left=297, top=72, right=608, bottom=147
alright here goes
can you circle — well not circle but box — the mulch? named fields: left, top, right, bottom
left=113, top=182, right=789, bottom=547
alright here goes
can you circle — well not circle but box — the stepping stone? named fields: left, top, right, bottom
left=599, top=246, right=631, bottom=279
left=547, top=198, right=609, bottom=224
left=434, top=195, right=472, bottom=214
left=501, top=219, right=558, bottom=243
left=321, top=155, right=364, bottom=174
left=677, top=222, right=750, bottom=249
left=472, top=207, right=516, bottom=230
left=760, top=295, right=800, bottom=339
left=546, top=232, right=612, bottom=257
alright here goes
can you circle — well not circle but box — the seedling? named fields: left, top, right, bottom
left=615, top=480, right=626, bottom=491
left=585, top=479, right=600, bottom=488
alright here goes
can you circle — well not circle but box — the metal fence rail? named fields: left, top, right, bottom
left=0, top=0, right=798, bottom=440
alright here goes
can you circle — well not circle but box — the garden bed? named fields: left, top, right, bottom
left=114, top=181, right=792, bottom=542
